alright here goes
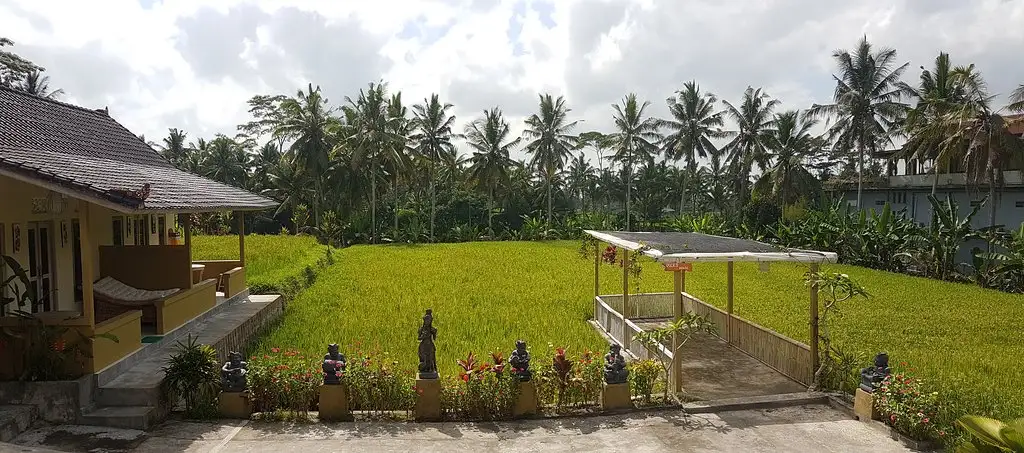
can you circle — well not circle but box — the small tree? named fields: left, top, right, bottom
left=805, top=271, right=869, bottom=390
left=632, top=313, right=716, bottom=402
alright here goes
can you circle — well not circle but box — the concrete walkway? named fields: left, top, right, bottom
left=5, top=405, right=911, bottom=452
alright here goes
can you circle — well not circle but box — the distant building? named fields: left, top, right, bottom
left=828, top=113, right=1024, bottom=231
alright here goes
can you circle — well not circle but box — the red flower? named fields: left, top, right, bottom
left=460, top=374, right=469, bottom=382
left=922, top=418, right=929, bottom=424
left=52, top=339, right=66, bottom=352
left=271, top=347, right=281, bottom=353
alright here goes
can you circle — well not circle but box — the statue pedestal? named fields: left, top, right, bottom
left=414, top=378, right=441, bottom=422
left=854, top=388, right=880, bottom=421
left=218, top=391, right=252, bottom=419
left=513, top=380, right=538, bottom=417
left=600, top=382, right=633, bottom=411
left=319, top=384, right=353, bottom=421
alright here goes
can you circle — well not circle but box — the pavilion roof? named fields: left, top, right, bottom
left=584, top=230, right=837, bottom=264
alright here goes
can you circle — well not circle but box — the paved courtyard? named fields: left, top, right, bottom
left=3, top=405, right=910, bottom=453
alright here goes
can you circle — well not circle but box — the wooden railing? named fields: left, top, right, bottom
left=597, top=292, right=675, bottom=319
left=593, top=296, right=673, bottom=362
left=682, top=293, right=813, bottom=386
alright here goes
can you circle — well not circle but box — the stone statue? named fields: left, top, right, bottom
left=322, top=343, right=347, bottom=385
left=509, top=339, right=532, bottom=382
left=221, top=351, right=248, bottom=392
left=603, top=344, right=629, bottom=385
left=418, top=309, right=438, bottom=379
left=859, top=352, right=891, bottom=392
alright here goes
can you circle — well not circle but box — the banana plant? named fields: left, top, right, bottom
left=957, top=416, right=1024, bottom=452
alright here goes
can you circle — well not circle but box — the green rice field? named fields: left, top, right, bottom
left=195, top=237, right=1023, bottom=420
left=191, top=234, right=328, bottom=292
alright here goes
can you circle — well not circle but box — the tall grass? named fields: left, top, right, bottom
left=191, top=234, right=328, bottom=292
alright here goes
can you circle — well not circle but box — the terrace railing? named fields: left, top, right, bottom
left=594, top=292, right=814, bottom=387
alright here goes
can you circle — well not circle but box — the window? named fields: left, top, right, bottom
left=133, top=215, right=150, bottom=246
left=158, top=215, right=167, bottom=245
left=1016, top=201, right=1024, bottom=208
left=112, top=216, right=124, bottom=246
left=874, top=199, right=885, bottom=206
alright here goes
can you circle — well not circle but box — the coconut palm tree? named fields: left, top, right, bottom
left=345, top=82, right=404, bottom=243
left=384, top=92, right=413, bottom=235
left=661, top=81, right=725, bottom=213
left=722, top=87, right=779, bottom=210
left=523, top=94, right=581, bottom=228
left=160, top=128, right=188, bottom=168
left=274, top=84, right=339, bottom=228
left=265, top=158, right=314, bottom=230
left=17, top=70, right=63, bottom=99
left=250, top=141, right=282, bottom=192
left=609, top=94, right=662, bottom=230
left=1009, top=84, right=1024, bottom=113
left=411, top=94, right=457, bottom=241
left=809, top=36, right=910, bottom=209
left=467, top=108, right=521, bottom=234
left=566, top=152, right=596, bottom=210
left=759, top=110, right=822, bottom=205
left=202, top=135, right=248, bottom=187
left=700, top=148, right=732, bottom=213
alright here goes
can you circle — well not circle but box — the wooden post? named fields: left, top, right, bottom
left=79, top=206, right=95, bottom=329
left=809, top=262, right=820, bottom=383
left=671, top=269, right=682, bottom=393
left=183, top=214, right=193, bottom=289
left=594, top=241, right=600, bottom=298
left=237, top=212, right=246, bottom=267
left=621, top=248, right=630, bottom=346
left=726, top=261, right=734, bottom=343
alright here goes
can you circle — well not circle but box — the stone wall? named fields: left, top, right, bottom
left=211, top=296, right=284, bottom=363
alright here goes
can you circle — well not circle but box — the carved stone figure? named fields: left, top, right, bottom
left=221, top=351, right=248, bottom=392
left=509, top=339, right=532, bottom=381
left=859, top=352, right=891, bottom=392
left=603, top=344, right=629, bottom=385
left=322, top=343, right=347, bottom=385
left=418, top=309, right=438, bottom=379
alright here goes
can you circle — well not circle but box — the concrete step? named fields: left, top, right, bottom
left=0, top=405, right=38, bottom=442
left=93, top=386, right=162, bottom=408
left=79, top=406, right=165, bottom=431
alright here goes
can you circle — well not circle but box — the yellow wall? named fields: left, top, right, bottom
left=0, top=175, right=86, bottom=312
left=156, top=278, right=216, bottom=334
left=90, top=310, right=143, bottom=372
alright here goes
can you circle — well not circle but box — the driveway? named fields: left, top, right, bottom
left=5, top=404, right=911, bottom=453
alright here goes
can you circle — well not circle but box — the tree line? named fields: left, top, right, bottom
left=3, top=36, right=1023, bottom=243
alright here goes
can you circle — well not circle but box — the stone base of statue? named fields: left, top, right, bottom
left=218, top=391, right=252, bottom=419
left=600, top=382, right=632, bottom=411
left=319, top=384, right=353, bottom=421
left=513, top=380, right=538, bottom=417
left=854, top=388, right=879, bottom=421
left=414, top=378, right=441, bottom=422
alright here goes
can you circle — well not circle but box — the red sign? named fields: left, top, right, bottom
left=663, top=262, right=692, bottom=272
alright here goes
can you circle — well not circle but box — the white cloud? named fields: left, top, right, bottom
left=1, top=0, right=1022, bottom=162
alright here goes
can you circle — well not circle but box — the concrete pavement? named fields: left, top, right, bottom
left=2, top=404, right=911, bottom=452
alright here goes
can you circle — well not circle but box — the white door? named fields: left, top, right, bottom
left=26, top=221, right=56, bottom=312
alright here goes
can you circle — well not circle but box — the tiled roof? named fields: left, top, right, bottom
left=0, top=87, right=277, bottom=212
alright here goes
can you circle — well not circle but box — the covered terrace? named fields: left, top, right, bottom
left=585, top=230, right=837, bottom=399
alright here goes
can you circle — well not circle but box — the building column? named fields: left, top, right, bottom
left=809, top=262, right=820, bottom=384
left=182, top=214, right=193, bottom=289
left=671, top=269, right=683, bottom=393
left=237, top=211, right=245, bottom=267
left=621, top=248, right=629, bottom=346
left=79, top=206, right=95, bottom=329
left=726, top=261, right=734, bottom=343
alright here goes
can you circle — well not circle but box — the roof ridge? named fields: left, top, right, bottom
left=0, top=85, right=113, bottom=119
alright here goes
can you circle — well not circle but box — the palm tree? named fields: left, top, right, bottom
left=274, top=84, right=339, bottom=228
left=411, top=94, right=457, bottom=242
left=265, top=158, right=314, bottom=230
left=345, top=82, right=405, bottom=243
left=1009, top=84, right=1024, bottom=113
left=759, top=110, right=821, bottom=205
left=609, top=94, right=662, bottom=230
left=160, top=128, right=188, bottom=168
left=202, top=135, right=247, bottom=187
left=385, top=92, right=413, bottom=235
left=942, top=68, right=1024, bottom=232
left=901, top=53, right=979, bottom=195
left=466, top=108, right=521, bottom=234
left=661, top=81, right=725, bottom=213
left=250, top=141, right=282, bottom=191
left=523, top=94, right=581, bottom=228
left=722, top=87, right=779, bottom=210
left=700, top=148, right=732, bottom=213
left=17, top=70, right=62, bottom=99
left=809, top=36, right=910, bottom=209
left=567, top=152, right=596, bottom=210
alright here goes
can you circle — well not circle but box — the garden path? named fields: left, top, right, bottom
left=5, top=404, right=912, bottom=452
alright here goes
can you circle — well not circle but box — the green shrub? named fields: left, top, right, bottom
left=440, top=352, right=520, bottom=420
left=534, top=347, right=602, bottom=411
left=161, top=336, right=220, bottom=418
left=247, top=348, right=319, bottom=417
left=629, top=359, right=661, bottom=405
left=343, top=349, right=416, bottom=417
left=876, top=370, right=941, bottom=442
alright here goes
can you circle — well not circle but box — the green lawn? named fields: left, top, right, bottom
left=245, top=239, right=1022, bottom=420
left=191, top=234, right=328, bottom=292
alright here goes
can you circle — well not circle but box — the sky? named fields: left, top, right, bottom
left=2, top=0, right=1023, bottom=162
